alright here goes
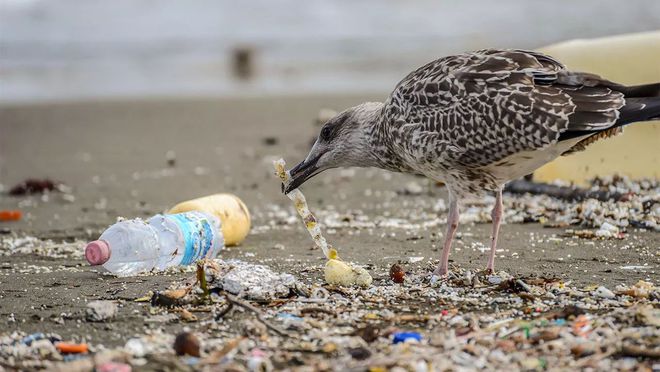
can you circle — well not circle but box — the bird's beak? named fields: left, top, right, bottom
left=283, top=154, right=322, bottom=194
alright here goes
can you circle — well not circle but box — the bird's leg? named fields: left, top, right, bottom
left=432, top=195, right=459, bottom=281
left=486, top=188, right=503, bottom=273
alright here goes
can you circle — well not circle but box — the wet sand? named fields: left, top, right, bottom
left=0, top=95, right=658, bottom=347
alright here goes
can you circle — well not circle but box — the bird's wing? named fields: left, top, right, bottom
left=382, top=49, right=625, bottom=168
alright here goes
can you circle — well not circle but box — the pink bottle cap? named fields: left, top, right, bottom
left=85, top=240, right=111, bottom=265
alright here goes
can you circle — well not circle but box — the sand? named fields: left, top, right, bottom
left=0, top=95, right=658, bottom=348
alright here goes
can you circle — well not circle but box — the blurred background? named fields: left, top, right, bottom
left=0, top=0, right=659, bottom=235
left=2, top=0, right=660, bottom=103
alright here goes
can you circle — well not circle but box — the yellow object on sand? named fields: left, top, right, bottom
left=325, top=259, right=373, bottom=288
left=169, top=194, right=251, bottom=246
left=534, top=31, right=660, bottom=185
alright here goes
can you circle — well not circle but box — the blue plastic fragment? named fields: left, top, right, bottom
left=277, top=313, right=303, bottom=321
left=555, top=318, right=566, bottom=326
left=21, top=333, right=46, bottom=346
left=184, top=356, right=200, bottom=365
left=62, top=354, right=89, bottom=362
left=392, top=332, right=422, bottom=344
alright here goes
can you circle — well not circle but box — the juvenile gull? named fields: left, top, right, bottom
left=283, top=49, right=660, bottom=280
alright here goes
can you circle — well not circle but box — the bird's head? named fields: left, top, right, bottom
left=284, top=102, right=383, bottom=193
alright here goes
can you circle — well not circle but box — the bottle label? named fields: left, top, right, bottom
left=169, top=212, right=217, bottom=265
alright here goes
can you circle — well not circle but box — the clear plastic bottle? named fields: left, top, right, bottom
left=84, top=211, right=224, bottom=276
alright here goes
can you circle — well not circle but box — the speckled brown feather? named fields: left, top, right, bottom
left=375, top=49, right=628, bottom=195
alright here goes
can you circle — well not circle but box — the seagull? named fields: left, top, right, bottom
left=283, top=49, right=660, bottom=280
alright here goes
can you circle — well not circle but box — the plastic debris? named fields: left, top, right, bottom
left=392, top=332, right=422, bottom=344
left=20, top=333, right=46, bottom=346
left=55, top=342, right=88, bottom=354
left=85, top=211, right=224, bottom=276
left=124, top=338, right=149, bottom=358
left=247, top=348, right=273, bottom=371
left=220, top=260, right=296, bottom=300
left=275, top=158, right=373, bottom=287
left=1, top=172, right=658, bottom=370
left=96, top=362, right=132, bottom=372
left=0, top=210, right=22, bottom=221
left=168, top=193, right=251, bottom=246
left=325, top=259, right=372, bottom=287
left=595, top=221, right=621, bottom=238
left=593, top=286, right=616, bottom=299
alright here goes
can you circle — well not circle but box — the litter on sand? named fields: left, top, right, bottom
left=274, top=158, right=373, bottom=287
left=2, top=260, right=658, bottom=371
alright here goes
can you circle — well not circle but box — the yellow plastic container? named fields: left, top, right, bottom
left=534, top=31, right=660, bottom=184
left=168, top=194, right=251, bottom=246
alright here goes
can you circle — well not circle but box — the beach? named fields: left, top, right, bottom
left=1, top=95, right=657, bottom=351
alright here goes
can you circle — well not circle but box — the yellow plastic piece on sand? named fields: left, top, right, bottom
left=168, top=193, right=251, bottom=246
left=535, top=31, right=660, bottom=184
left=325, top=259, right=373, bottom=288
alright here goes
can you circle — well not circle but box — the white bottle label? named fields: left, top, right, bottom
left=168, top=212, right=216, bottom=265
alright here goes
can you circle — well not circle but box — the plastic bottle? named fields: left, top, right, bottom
left=168, top=193, right=250, bottom=246
left=85, top=211, right=224, bottom=276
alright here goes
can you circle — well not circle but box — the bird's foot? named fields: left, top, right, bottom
left=430, top=266, right=449, bottom=285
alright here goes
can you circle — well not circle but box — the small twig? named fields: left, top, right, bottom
left=196, top=261, right=210, bottom=300
left=221, top=291, right=290, bottom=337
left=575, top=348, right=616, bottom=368
left=290, top=298, right=329, bottom=304
left=200, top=336, right=245, bottom=365
left=515, top=279, right=532, bottom=292
left=620, top=344, right=660, bottom=358
left=215, top=301, right=234, bottom=320
left=300, top=307, right=336, bottom=316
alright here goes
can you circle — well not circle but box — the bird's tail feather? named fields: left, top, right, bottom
left=616, top=96, right=660, bottom=125
left=615, top=82, right=660, bottom=98
left=560, top=83, right=659, bottom=155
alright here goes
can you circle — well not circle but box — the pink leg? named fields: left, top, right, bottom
left=432, top=194, right=459, bottom=281
left=487, top=188, right=503, bottom=273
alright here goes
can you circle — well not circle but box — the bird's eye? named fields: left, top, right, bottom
left=320, top=126, right=332, bottom=140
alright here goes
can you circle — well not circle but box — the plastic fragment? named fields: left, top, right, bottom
left=96, top=362, right=132, bottom=372
left=594, top=286, right=616, bottom=298
left=55, top=342, right=89, bottom=354
left=392, top=332, right=422, bottom=344
left=0, top=210, right=22, bottom=221
left=325, top=259, right=372, bottom=287
left=20, top=332, right=46, bottom=346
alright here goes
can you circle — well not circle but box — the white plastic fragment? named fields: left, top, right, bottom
left=594, top=286, right=616, bottom=299
left=221, top=260, right=296, bottom=300
left=595, top=222, right=619, bottom=238
left=125, top=338, right=149, bottom=357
